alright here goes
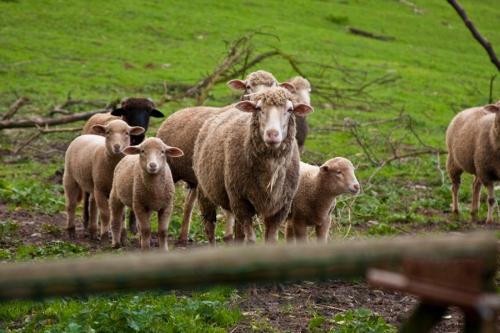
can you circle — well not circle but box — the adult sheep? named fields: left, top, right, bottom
left=193, top=87, right=313, bottom=243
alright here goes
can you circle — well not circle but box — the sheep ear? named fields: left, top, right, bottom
left=279, top=82, right=296, bottom=93
left=485, top=104, right=500, bottom=112
left=293, top=104, right=314, bottom=117
left=129, top=126, right=145, bottom=135
left=227, top=79, right=247, bottom=91
left=151, top=109, right=164, bottom=118
left=111, top=108, right=125, bottom=116
left=235, top=101, right=257, bottom=113
left=320, top=165, right=329, bottom=173
left=92, top=124, right=106, bottom=135
left=165, top=146, right=184, bottom=158
left=122, top=146, right=141, bottom=155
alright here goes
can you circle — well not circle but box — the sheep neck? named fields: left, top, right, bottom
left=313, top=173, right=345, bottom=210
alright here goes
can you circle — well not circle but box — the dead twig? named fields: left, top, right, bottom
left=12, top=126, right=82, bottom=155
left=348, top=27, right=395, bottom=41
left=2, top=97, right=30, bottom=120
left=446, top=0, right=500, bottom=71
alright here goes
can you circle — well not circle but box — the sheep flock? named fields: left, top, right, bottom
left=62, top=70, right=499, bottom=251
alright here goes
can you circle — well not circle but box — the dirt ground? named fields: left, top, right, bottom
left=2, top=206, right=499, bottom=332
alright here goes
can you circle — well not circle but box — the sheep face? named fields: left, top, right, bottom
left=123, top=138, right=183, bottom=175
left=320, top=157, right=360, bottom=195
left=92, top=120, right=145, bottom=156
left=227, top=70, right=278, bottom=96
left=111, top=98, right=164, bottom=145
left=236, top=95, right=313, bottom=148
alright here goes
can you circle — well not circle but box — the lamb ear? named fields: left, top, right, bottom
left=111, top=108, right=125, bottom=116
left=320, top=165, right=329, bottom=172
left=165, top=146, right=184, bottom=158
left=227, top=79, right=247, bottom=91
left=122, top=146, right=141, bottom=155
left=279, top=82, right=296, bottom=93
left=129, top=126, right=145, bottom=135
left=235, top=100, right=257, bottom=113
left=150, top=109, right=164, bottom=118
left=91, top=124, right=106, bottom=135
left=293, top=104, right=314, bottom=117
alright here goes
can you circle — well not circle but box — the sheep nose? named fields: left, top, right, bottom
left=113, top=144, right=121, bottom=151
left=148, top=162, right=158, bottom=170
left=266, top=129, right=279, bottom=140
left=351, top=183, right=360, bottom=193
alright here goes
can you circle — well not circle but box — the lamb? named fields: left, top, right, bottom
left=109, top=138, right=183, bottom=250
left=82, top=97, right=164, bottom=233
left=63, top=120, right=145, bottom=239
left=446, top=101, right=500, bottom=224
left=157, top=70, right=280, bottom=245
left=286, top=158, right=360, bottom=243
left=193, top=87, right=313, bottom=244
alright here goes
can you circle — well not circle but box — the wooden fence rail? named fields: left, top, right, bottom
left=0, top=232, right=496, bottom=301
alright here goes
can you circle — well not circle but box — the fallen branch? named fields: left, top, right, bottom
left=2, top=97, right=30, bottom=120
left=348, top=27, right=395, bottom=41
left=0, top=108, right=109, bottom=130
left=12, top=126, right=82, bottom=155
left=446, top=0, right=500, bottom=71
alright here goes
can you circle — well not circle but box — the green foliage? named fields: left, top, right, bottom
left=0, top=288, right=240, bottom=333
left=0, top=179, right=64, bottom=214
left=15, top=241, right=89, bottom=261
left=331, top=308, right=396, bottom=333
left=0, top=220, right=19, bottom=239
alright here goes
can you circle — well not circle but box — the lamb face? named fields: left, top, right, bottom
left=123, top=138, right=184, bottom=175
left=92, top=120, right=144, bottom=156
left=320, top=157, right=360, bottom=195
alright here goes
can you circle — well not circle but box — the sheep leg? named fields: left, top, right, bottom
left=315, top=218, right=331, bottom=244
left=178, top=187, right=197, bottom=245
left=447, top=157, right=462, bottom=214
left=293, top=222, right=307, bottom=243
left=223, top=210, right=235, bottom=243
left=83, top=192, right=90, bottom=230
left=197, top=190, right=217, bottom=245
left=63, top=178, right=80, bottom=239
left=471, top=176, right=482, bottom=220
left=486, top=182, right=496, bottom=224
left=94, top=190, right=111, bottom=241
left=134, top=206, right=153, bottom=250
left=234, top=222, right=245, bottom=243
left=88, top=193, right=98, bottom=239
left=128, top=210, right=137, bottom=235
left=263, top=206, right=290, bottom=243
left=110, top=194, right=125, bottom=248
left=243, top=220, right=256, bottom=244
left=158, top=205, right=173, bottom=251
left=285, top=220, right=295, bottom=243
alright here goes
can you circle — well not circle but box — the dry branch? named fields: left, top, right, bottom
left=12, top=126, right=83, bottom=154
left=447, top=0, right=500, bottom=71
left=2, top=97, right=30, bottom=120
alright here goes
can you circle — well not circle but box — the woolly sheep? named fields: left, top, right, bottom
left=82, top=97, right=164, bottom=233
left=286, top=158, right=360, bottom=243
left=110, top=138, right=183, bottom=250
left=287, top=76, right=312, bottom=152
left=193, top=87, right=313, bottom=244
left=63, top=120, right=145, bottom=239
left=446, top=101, right=500, bottom=223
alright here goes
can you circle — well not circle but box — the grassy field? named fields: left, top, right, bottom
left=1, top=0, right=499, bottom=331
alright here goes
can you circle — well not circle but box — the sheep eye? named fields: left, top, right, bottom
left=161, top=150, right=165, bottom=155
left=140, top=149, right=145, bottom=154
left=336, top=170, right=342, bottom=175
left=255, top=106, right=262, bottom=112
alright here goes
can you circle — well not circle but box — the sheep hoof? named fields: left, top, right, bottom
left=100, top=232, right=110, bottom=243
left=112, top=242, right=121, bottom=249
left=67, top=227, right=76, bottom=239
left=223, top=234, right=234, bottom=243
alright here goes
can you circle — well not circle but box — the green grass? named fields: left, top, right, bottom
left=0, top=0, right=499, bottom=331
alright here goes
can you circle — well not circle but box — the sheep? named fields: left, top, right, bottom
left=63, top=120, right=145, bottom=239
left=157, top=70, right=280, bottom=245
left=287, top=76, right=312, bottom=152
left=82, top=97, right=164, bottom=233
left=446, top=101, right=500, bottom=224
left=286, top=158, right=360, bottom=243
left=193, top=87, right=313, bottom=244
left=109, top=138, right=184, bottom=250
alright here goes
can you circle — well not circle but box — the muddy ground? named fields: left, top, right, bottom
left=1, top=206, right=499, bottom=332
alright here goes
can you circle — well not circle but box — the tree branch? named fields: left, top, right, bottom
left=2, top=97, right=30, bottom=120
left=447, top=0, right=500, bottom=71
